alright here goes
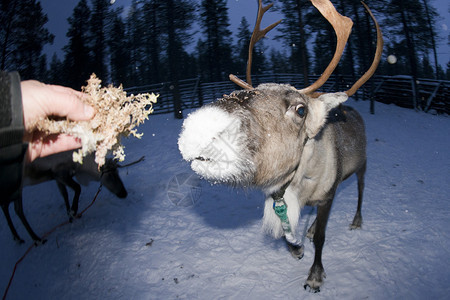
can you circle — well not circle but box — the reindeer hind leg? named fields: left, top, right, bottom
left=1, top=200, right=25, bottom=244
left=350, top=161, right=365, bottom=230
left=13, top=195, right=45, bottom=244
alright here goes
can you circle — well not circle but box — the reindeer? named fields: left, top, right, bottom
left=178, top=0, right=383, bottom=292
left=1, top=151, right=129, bottom=244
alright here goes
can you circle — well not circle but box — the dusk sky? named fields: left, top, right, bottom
left=40, top=0, right=449, bottom=69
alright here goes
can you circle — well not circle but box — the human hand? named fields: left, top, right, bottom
left=21, top=80, right=95, bottom=162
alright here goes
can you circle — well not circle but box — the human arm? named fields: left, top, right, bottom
left=0, top=71, right=94, bottom=197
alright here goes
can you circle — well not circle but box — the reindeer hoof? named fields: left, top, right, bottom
left=33, top=238, right=47, bottom=247
left=349, top=220, right=362, bottom=230
left=349, top=223, right=362, bottom=230
left=286, top=241, right=304, bottom=260
left=304, top=264, right=326, bottom=292
left=350, top=214, right=362, bottom=229
left=304, top=283, right=320, bottom=293
left=68, top=210, right=81, bottom=222
left=14, top=237, right=25, bottom=244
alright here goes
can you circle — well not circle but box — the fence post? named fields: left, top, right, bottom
left=172, top=81, right=183, bottom=119
left=411, top=76, right=423, bottom=111
left=192, top=77, right=201, bottom=108
left=370, top=77, right=385, bottom=114
left=198, top=80, right=204, bottom=107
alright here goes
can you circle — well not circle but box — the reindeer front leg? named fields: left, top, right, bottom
left=304, top=199, right=333, bottom=292
left=55, top=173, right=81, bottom=220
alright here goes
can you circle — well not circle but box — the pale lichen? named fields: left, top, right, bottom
left=33, top=74, right=157, bottom=167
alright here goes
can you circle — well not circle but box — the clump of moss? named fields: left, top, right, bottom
left=34, top=74, right=158, bottom=167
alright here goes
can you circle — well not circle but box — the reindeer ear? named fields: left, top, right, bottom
left=305, top=92, right=348, bottom=138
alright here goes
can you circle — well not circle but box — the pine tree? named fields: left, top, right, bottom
left=420, top=55, right=435, bottom=79
left=235, top=16, right=268, bottom=79
left=199, top=0, right=234, bottom=82
left=276, top=0, right=311, bottom=84
left=384, top=0, right=435, bottom=106
left=269, top=49, right=290, bottom=74
left=48, top=53, right=64, bottom=85
left=90, top=0, right=111, bottom=81
left=384, top=0, right=436, bottom=77
left=195, top=38, right=209, bottom=81
left=157, top=0, right=195, bottom=118
left=0, top=0, right=54, bottom=80
left=421, top=0, right=440, bottom=79
left=236, top=17, right=252, bottom=76
left=435, top=64, right=445, bottom=80
left=109, top=9, right=130, bottom=87
left=141, top=0, right=165, bottom=84
left=124, top=0, right=144, bottom=86
left=63, top=0, right=92, bottom=89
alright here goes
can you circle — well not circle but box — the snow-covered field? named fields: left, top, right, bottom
left=1, top=98, right=449, bottom=299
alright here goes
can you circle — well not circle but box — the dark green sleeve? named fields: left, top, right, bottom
left=0, top=71, right=28, bottom=198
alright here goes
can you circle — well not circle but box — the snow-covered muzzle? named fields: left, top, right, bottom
left=178, top=105, right=255, bottom=185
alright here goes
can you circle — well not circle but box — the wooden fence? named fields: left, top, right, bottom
left=370, top=76, right=450, bottom=114
left=125, top=74, right=450, bottom=116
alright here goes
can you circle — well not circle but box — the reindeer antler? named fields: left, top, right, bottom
left=229, top=0, right=281, bottom=89
left=231, top=0, right=383, bottom=97
left=298, top=0, right=353, bottom=95
left=344, top=2, right=383, bottom=96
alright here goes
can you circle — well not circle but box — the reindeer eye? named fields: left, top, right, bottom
left=296, top=104, right=306, bottom=117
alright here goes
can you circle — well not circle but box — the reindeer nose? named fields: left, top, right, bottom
left=178, top=105, right=237, bottom=161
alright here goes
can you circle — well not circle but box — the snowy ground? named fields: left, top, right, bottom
left=1, top=98, right=449, bottom=299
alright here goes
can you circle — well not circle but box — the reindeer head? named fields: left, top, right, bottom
left=100, top=158, right=128, bottom=198
left=178, top=0, right=382, bottom=191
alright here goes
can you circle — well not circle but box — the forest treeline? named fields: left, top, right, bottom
left=1, top=0, right=449, bottom=90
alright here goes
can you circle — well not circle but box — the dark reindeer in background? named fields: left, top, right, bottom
left=1, top=151, right=129, bottom=244
left=179, top=0, right=383, bottom=292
